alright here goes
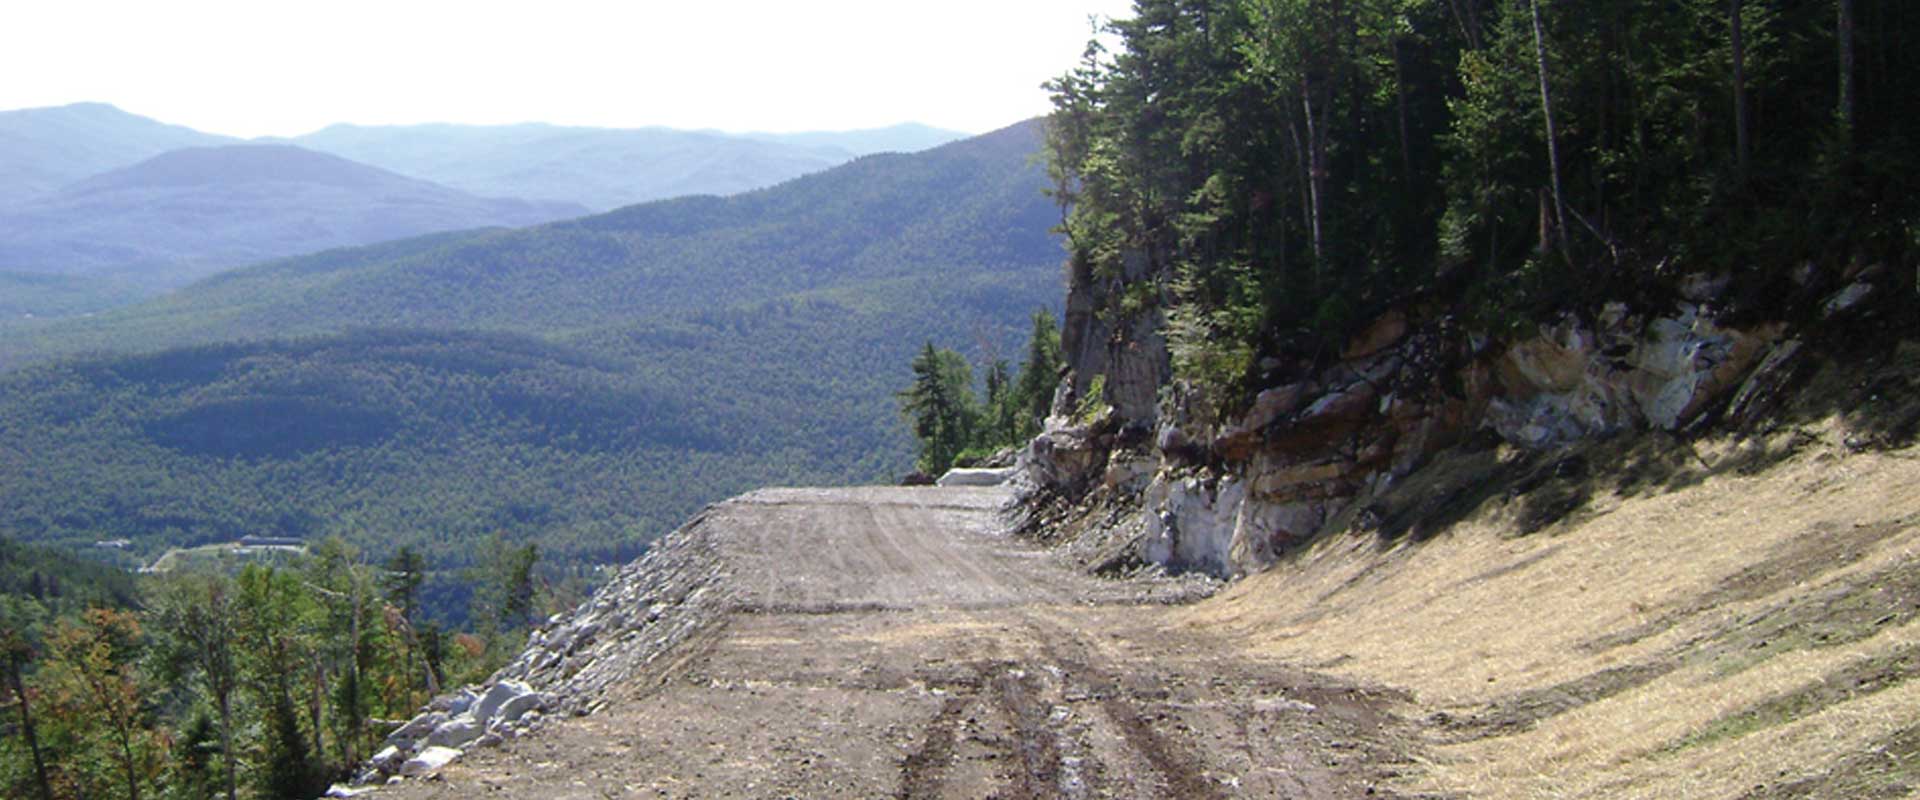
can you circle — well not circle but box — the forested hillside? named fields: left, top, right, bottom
left=0, top=121, right=1063, bottom=614
left=4, top=121, right=1057, bottom=365
left=1046, top=0, right=1915, bottom=410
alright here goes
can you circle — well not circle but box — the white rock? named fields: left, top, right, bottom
left=1141, top=476, right=1245, bottom=578
left=398, top=746, right=462, bottom=777
left=369, top=745, right=406, bottom=772
left=936, top=467, right=1016, bottom=487
left=1823, top=281, right=1874, bottom=319
left=387, top=711, right=446, bottom=744
left=473, top=680, right=532, bottom=725
left=492, top=691, right=546, bottom=728
left=424, top=717, right=483, bottom=749
left=432, top=688, right=478, bottom=717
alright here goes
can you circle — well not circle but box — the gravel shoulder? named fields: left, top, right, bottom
left=373, top=486, right=1426, bottom=798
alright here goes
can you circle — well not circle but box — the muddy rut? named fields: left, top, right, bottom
left=375, top=486, right=1421, bottom=798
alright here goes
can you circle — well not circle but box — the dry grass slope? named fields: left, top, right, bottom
left=1181, top=344, right=1920, bottom=798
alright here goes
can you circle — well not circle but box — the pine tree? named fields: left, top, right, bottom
left=1011, top=309, right=1063, bottom=438
left=898, top=342, right=976, bottom=474
left=152, top=574, right=241, bottom=800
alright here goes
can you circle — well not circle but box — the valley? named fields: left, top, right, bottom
left=2, top=0, right=1915, bottom=797
left=0, top=121, right=1065, bottom=624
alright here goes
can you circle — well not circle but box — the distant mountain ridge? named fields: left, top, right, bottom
left=0, top=120, right=1062, bottom=590
left=7, top=120, right=1055, bottom=357
left=0, top=102, right=970, bottom=312
left=291, top=120, right=969, bottom=211
left=0, top=143, right=587, bottom=288
left=0, top=102, right=233, bottom=207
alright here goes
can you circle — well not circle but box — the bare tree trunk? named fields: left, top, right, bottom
left=1287, top=117, right=1313, bottom=290
left=1394, top=36, right=1414, bottom=185
left=1528, top=0, right=1573, bottom=262
left=1444, top=0, right=1484, bottom=49
left=309, top=653, right=327, bottom=766
left=1732, top=0, right=1751, bottom=179
left=216, top=690, right=237, bottom=800
left=5, top=654, right=54, bottom=800
left=345, top=585, right=363, bottom=767
left=116, top=726, right=141, bottom=800
left=1302, top=83, right=1328, bottom=288
left=1838, top=0, right=1856, bottom=142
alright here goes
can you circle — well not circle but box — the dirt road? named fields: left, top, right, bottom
left=379, top=486, right=1422, bottom=798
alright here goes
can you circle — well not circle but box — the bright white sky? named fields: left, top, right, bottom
left=0, top=0, right=1135, bottom=138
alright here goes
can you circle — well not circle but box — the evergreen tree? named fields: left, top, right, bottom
left=382, top=545, right=426, bottom=711
left=472, top=536, right=540, bottom=640
left=1011, top=309, right=1063, bottom=439
left=897, top=342, right=978, bottom=474
left=258, top=693, right=322, bottom=800
left=151, top=574, right=241, bottom=800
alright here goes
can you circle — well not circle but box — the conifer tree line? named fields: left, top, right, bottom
left=898, top=309, right=1064, bottom=475
left=0, top=536, right=544, bottom=799
left=1046, top=0, right=1916, bottom=405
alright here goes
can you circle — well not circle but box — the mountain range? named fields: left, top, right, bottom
left=0, top=103, right=968, bottom=315
left=291, top=121, right=964, bottom=211
left=0, top=144, right=586, bottom=288
left=0, top=102, right=233, bottom=208
left=0, top=120, right=1062, bottom=609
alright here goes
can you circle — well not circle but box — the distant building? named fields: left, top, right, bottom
left=238, top=535, right=304, bottom=548
left=93, top=538, right=133, bottom=550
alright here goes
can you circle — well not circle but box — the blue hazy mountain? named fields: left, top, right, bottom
left=0, top=144, right=587, bottom=288
left=292, top=120, right=967, bottom=211
left=0, top=102, right=234, bottom=207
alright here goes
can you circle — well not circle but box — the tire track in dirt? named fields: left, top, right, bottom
left=373, top=486, right=1420, bottom=799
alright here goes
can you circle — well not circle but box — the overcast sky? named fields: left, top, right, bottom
left=1, top=0, right=1136, bottom=138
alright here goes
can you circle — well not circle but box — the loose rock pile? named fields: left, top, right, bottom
left=343, top=507, right=733, bottom=788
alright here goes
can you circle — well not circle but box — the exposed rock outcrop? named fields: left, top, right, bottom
left=1015, top=275, right=1890, bottom=579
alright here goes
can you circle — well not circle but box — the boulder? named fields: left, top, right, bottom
left=492, top=691, right=546, bottom=729
left=1101, top=456, right=1155, bottom=494
left=1227, top=500, right=1326, bottom=572
left=1298, top=382, right=1377, bottom=425
left=1141, top=476, right=1246, bottom=578
left=936, top=467, right=1016, bottom=487
left=430, top=688, right=477, bottom=717
left=424, top=717, right=483, bottom=749
left=398, top=746, right=462, bottom=777
left=1501, top=318, right=1593, bottom=394
left=386, top=711, right=446, bottom=745
left=1342, top=309, right=1409, bottom=360
left=1822, top=280, right=1875, bottom=319
left=473, top=680, right=533, bottom=726
left=368, top=745, right=407, bottom=773
left=1019, top=424, right=1106, bottom=492
left=1626, top=310, right=1776, bottom=429
left=1244, top=382, right=1315, bottom=430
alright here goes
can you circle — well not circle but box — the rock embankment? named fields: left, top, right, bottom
left=1020, top=268, right=1892, bottom=580
left=344, top=508, right=732, bottom=789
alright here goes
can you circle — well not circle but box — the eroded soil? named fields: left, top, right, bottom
left=375, top=487, right=1427, bottom=798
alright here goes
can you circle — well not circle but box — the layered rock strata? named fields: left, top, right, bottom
left=1018, top=273, right=1887, bottom=580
